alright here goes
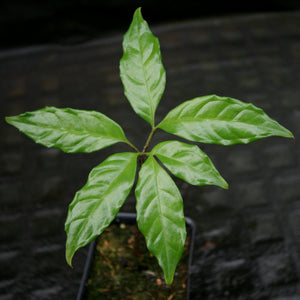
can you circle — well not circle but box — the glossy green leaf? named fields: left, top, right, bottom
left=120, top=7, right=166, bottom=126
left=5, top=106, right=130, bottom=153
left=135, top=155, right=186, bottom=284
left=152, top=140, right=228, bottom=189
left=65, top=152, right=138, bottom=266
left=158, top=94, right=294, bottom=145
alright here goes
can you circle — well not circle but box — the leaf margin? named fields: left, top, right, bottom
left=5, top=106, right=132, bottom=153
left=120, top=7, right=166, bottom=126
left=65, top=151, right=138, bottom=266
left=157, top=94, right=294, bottom=145
left=135, top=155, right=186, bottom=284
left=151, top=140, right=228, bottom=189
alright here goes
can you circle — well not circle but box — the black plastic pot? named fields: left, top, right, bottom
left=76, top=212, right=195, bottom=300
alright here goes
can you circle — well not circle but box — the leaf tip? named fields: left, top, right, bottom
left=164, top=273, right=174, bottom=285
left=65, top=249, right=74, bottom=268
left=286, top=130, right=294, bottom=139
left=221, top=180, right=229, bottom=190
left=5, top=115, right=14, bottom=125
left=214, top=171, right=229, bottom=190
left=133, top=7, right=143, bottom=20
left=65, top=236, right=75, bottom=267
left=274, top=122, right=294, bottom=139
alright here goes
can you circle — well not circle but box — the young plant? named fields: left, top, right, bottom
left=5, top=7, right=293, bottom=284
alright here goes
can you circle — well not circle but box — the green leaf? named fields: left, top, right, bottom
left=65, top=152, right=138, bottom=266
left=135, top=155, right=186, bottom=284
left=152, top=140, right=228, bottom=189
left=120, top=7, right=166, bottom=126
left=158, top=94, right=294, bottom=145
left=5, top=106, right=130, bottom=153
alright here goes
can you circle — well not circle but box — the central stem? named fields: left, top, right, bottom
left=142, top=126, right=157, bottom=153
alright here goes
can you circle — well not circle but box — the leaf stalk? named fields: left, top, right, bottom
left=142, top=127, right=157, bottom=153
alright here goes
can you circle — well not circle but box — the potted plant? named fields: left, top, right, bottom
left=5, top=7, right=293, bottom=299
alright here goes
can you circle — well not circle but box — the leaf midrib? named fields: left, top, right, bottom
left=155, top=153, right=197, bottom=171
left=160, top=117, right=267, bottom=126
left=137, top=35, right=155, bottom=125
left=152, top=157, right=173, bottom=267
left=13, top=119, right=124, bottom=140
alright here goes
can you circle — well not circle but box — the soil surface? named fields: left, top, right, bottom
left=84, top=222, right=191, bottom=300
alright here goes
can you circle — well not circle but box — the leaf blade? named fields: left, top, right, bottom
left=158, top=95, right=294, bottom=145
left=152, top=140, right=228, bottom=189
left=120, top=7, right=166, bottom=125
left=135, top=156, right=186, bottom=284
left=5, top=106, right=130, bottom=153
left=65, top=152, right=138, bottom=266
